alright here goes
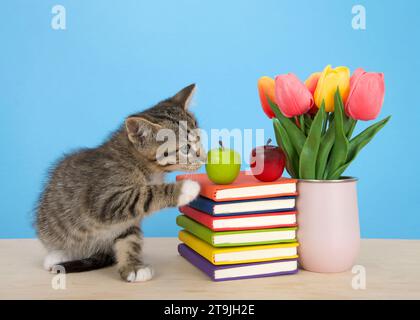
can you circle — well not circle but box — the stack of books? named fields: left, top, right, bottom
left=176, top=171, right=299, bottom=281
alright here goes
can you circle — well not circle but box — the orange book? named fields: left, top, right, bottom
left=176, top=171, right=297, bottom=202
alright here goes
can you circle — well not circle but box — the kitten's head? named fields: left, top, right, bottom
left=125, top=84, right=206, bottom=172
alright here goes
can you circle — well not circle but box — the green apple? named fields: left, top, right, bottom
left=206, top=141, right=241, bottom=185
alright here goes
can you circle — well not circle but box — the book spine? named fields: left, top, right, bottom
left=178, top=244, right=216, bottom=280
left=178, top=231, right=215, bottom=264
left=180, top=207, right=214, bottom=229
left=177, top=215, right=214, bottom=245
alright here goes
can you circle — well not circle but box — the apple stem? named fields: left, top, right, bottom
left=267, top=138, right=272, bottom=146
left=219, top=140, right=224, bottom=151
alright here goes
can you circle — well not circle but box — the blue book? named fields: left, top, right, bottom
left=188, top=196, right=296, bottom=216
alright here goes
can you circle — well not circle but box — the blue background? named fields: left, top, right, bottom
left=1, top=0, right=419, bottom=239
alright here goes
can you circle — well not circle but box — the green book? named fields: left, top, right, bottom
left=176, top=215, right=297, bottom=247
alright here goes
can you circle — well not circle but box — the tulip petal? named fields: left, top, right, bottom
left=258, top=76, right=276, bottom=119
left=314, top=65, right=350, bottom=112
left=350, top=68, right=365, bottom=88
left=314, top=65, right=331, bottom=108
left=275, top=73, right=313, bottom=118
left=305, top=72, right=321, bottom=95
left=345, top=71, right=385, bottom=121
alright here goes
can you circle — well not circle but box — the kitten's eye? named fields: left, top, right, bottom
left=164, top=151, right=169, bottom=157
left=180, top=144, right=191, bottom=155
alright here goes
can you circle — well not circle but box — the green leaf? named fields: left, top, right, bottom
left=299, top=103, right=325, bottom=179
left=316, top=119, right=335, bottom=180
left=273, top=119, right=299, bottom=178
left=268, top=98, right=306, bottom=155
left=326, top=89, right=349, bottom=179
left=348, top=116, right=391, bottom=161
left=317, top=113, right=356, bottom=179
left=345, top=118, right=357, bottom=139
left=328, top=116, right=391, bottom=179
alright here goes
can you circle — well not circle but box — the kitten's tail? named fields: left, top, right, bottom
left=55, top=253, right=115, bottom=273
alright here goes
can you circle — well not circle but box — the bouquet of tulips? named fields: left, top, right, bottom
left=258, top=65, right=390, bottom=180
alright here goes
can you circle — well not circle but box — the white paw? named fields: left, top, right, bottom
left=177, top=180, right=200, bottom=206
left=126, top=266, right=154, bottom=283
left=43, top=250, right=70, bottom=271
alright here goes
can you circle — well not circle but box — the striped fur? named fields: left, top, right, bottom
left=35, top=84, right=205, bottom=281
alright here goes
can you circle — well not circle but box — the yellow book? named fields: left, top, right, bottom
left=179, top=230, right=299, bottom=265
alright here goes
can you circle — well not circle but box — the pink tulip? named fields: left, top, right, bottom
left=275, top=73, right=314, bottom=118
left=345, top=68, right=385, bottom=121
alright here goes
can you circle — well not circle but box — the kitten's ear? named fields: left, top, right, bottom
left=172, top=83, right=196, bottom=110
left=125, top=117, right=161, bottom=145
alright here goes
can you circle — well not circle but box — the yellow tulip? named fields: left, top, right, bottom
left=314, top=65, right=351, bottom=112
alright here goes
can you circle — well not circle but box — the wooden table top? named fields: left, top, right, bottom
left=0, top=238, right=419, bottom=300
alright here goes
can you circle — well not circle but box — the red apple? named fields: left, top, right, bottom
left=250, top=139, right=286, bottom=182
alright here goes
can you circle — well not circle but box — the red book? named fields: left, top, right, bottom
left=176, top=171, right=297, bottom=202
left=179, top=206, right=297, bottom=232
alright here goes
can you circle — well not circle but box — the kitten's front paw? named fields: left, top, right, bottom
left=177, top=180, right=200, bottom=206
left=123, top=265, right=154, bottom=283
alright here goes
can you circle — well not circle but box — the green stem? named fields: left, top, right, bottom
left=299, top=115, right=305, bottom=135
left=347, top=119, right=357, bottom=139
left=219, top=140, right=224, bottom=151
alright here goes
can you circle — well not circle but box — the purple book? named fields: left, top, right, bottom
left=178, top=244, right=298, bottom=282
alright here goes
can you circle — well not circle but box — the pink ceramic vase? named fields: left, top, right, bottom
left=297, top=178, right=360, bottom=273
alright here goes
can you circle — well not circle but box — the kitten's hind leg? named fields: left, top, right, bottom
left=113, top=226, right=153, bottom=283
left=43, top=250, right=71, bottom=271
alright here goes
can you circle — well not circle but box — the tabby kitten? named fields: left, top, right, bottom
left=36, top=84, right=205, bottom=282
